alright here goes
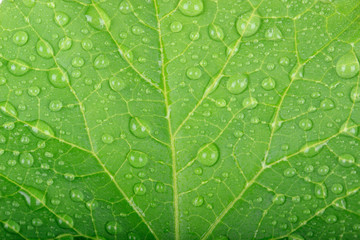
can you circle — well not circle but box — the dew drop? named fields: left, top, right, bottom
left=261, top=77, right=276, bottom=90
left=317, top=165, right=329, bottom=176
left=314, top=184, right=327, bottom=199
left=28, top=86, right=40, bottom=97
left=59, top=37, right=72, bottom=50
left=208, top=24, right=224, bottom=41
left=70, top=189, right=84, bottom=202
left=101, top=134, right=114, bottom=144
left=127, top=150, right=148, bottom=168
left=279, top=57, right=290, bottom=66
left=236, top=11, right=261, bottom=37
left=36, top=39, right=54, bottom=58
left=340, top=119, right=358, bottom=136
left=170, top=21, right=183, bottom=33
left=320, top=98, right=335, bottom=110
left=19, top=152, right=34, bottom=168
left=85, top=6, right=111, bottom=30
left=301, top=141, right=324, bottom=157
left=48, top=69, right=68, bottom=88
left=226, top=74, right=248, bottom=94
left=192, top=196, right=204, bottom=207
left=94, top=54, right=110, bottom=69
left=81, top=39, right=93, bottom=51
left=19, top=187, right=44, bottom=210
left=186, top=67, right=202, bottom=80
left=57, top=214, right=74, bottom=229
left=265, top=26, right=283, bottom=40
left=179, top=0, right=204, bottom=17
left=273, top=194, right=285, bottom=205
left=12, top=31, right=28, bottom=46
left=109, top=76, right=126, bottom=92
left=49, top=100, right=63, bottom=112
left=242, top=97, right=258, bottom=109
left=283, top=167, right=296, bottom=177
left=325, top=215, right=337, bottom=224
left=0, top=101, right=18, bottom=117
left=28, top=120, right=55, bottom=139
left=55, top=11, right=70, bottom=26
left=7, top=59, right=30, bottom=76
left=196, top=143, right=219, bottom=166
left=189, top=31, right=200, bottom=41
left=31, top=218, right=43, bottom=227
left=350, top=86, right=360, bottom=102
left=133, top=183, right=146, bottom=195
left=155, top=182, right=166, bottom=193
left=105, top=221, right=120, bottom=235
left=226, top=41, right=240, bottom=56
left=299, top=119, right=313, bottom=131
left=288, top=234, right=304, bottom=240
left=3, top=220, right=20, bottom=233
left=71, top=57, right=85, bottom=68
left=330, top=183, right=343, bottom=194
left=119, top=1, right=131, bottom=14
left=129, top=117, right=150, bottom=138
left=338, top=154, right=355, bottom=167
left=336, top=51, right=359, bottom=79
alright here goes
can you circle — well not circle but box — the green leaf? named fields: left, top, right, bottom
left=0, top=0, right=360, bottom=239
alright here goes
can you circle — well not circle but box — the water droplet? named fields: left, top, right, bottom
left=19, top=152, right=34, bottom=168
left=350, top=86, right=360, bottom=102
left=49, top=100, right=63, bottom=112
left=70, top=189, right=84, bottom=202
left=265, top=26, right=282, bottom=40
left=85, top=6, right=111, bottom=30
left=3, top=220, right=20, bottom=233
left=155, top=182, right=166, bottom=193
left=36, top=40, right=54, bottom=58
left=119, top=1, right=131, bottom=14
left=192, top=196, right=204, bottom=207
left=7, top=59, right=30, bottom=76
left=330, top=183, right=343, bottom=194
left=336, top=51, right=359, bottom=79
left=236, top=11, right=261, bottom=37
left=31, top=218, right=43, bottom=227
left=261, top=77, right=275, bottom=90
left=288, top=234, right=304, bottom=240
left=194, top=167, right=203, bottom=175
left=226, top=41, right=240, bottom=56
left=81, top=39, right=93, bottom=51
left=179, top=0, right=204, bottom=17
left=0, top=76, right=7, bottom=85
left=127, top=150, right=148, bottom=168
left=226, top=74, right=248, bottom=94
left=340, top=119, right=358, bottom=136
left=23, top=0, right=36, bottom=7
left=55, top=11, right=70, bottom=26
left=273, top=194, right=285, bottom=205
left=129, top=117, right=150, bottom=138
left=28, top=86, right=40, bottom=97
left=94, top=54, right=109, bottom=69
left=189, top=31, right=200, bottom=41
left=299, top=119, right=313, bottom=131
left=208, top=24, right=224, bottom=41
left=338, top=154, right=355, bottom=167
left=59, top=37, right=72, bottom=50
left=279, top=57, right=290, bottom=66
left=215, top=98, right=226, bottom=108
left=28, top=120, right=55, bottom=139
left=109, top=76, right=126, bottom=92
left=19, top=187, right=44, bottom=210
left=196, top=143, right=219, bottom=167
left=324, top=214, right=337, bottom=224
left=71, top=57, right=84, bottom=68
left=101, top=134, right=113, bottom=144
left=242, top=97, right=258, bottom=109
left=170, top=21, right=183, bottom=33
left=320, top=98, right=335, bottom=110
left=334, top=198, right=347, bottom=209
left=317, top=165, right=329, bottom=176
left=314, top=184, right=327, bottom=199
left=283, top=168, right=296, bottom=177
left=57, top=214, right=74, bottom=228
left=0, top=101, right=18, bottom=117
left=301, top=141, right=324, bottom=157
left=133, top=183, right=146, bottom=195
left=288, top=215, right=298, bottom=223
left=12, top=31, right=28, bottom=46
left=186, top=67, right=202, bottom=80
left=105, top=221, right=120, bottom=235
left=48, top=69, right=69, bottom=88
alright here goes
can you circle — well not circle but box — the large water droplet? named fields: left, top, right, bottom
left=0, top=101, right=18, bottom=117
left=236, top=12, right=261, bottom=37
left=127, top=150, right=148, bottom=168
left=314, top=184, right=327, bottom=199
left=186, top=67, right=202, bottom=80
left=28, top=120, right=55, bottom=139
left=242, top=97, right=258, bottom=109
left=7, top=59, right=30, bottom=76
left=49, top=100, right=63, bottom=112
left=13, top=31, right=28, bottom=46
left=109, top=76, right=126, bottom=92
left=301, top=141, right=324, bottom=157
left=192, top=196, right=204, bottom=207
left=48, top=69, right=69, bottom=88
left=261, top=77, right=275, bottom=90
left=19, top=187, right=44, bottom=210
left=179, top=0, right=204, bottom=17
left=273, top=194, right=285, bottom=205
left=3, top=220, right=20, bottom=233
left=55, top=11, right=70, bottom=26
left=57, top=214, right=74, bottom=228
left=265, top=26, right=282, bottom=40
left=36, top=40, right=54, bottom=58
left=119, top=1, right=131, bottom=14
left=59, top=37, right=72, bottom=50
left=70, top=189, right=84, bottom=202
left=170, top=21, right=183, bottom=33
left=299, top=119, right=313, bottom=131
left=208, top=24, right=224, bottom=41
left=330, top=183, right=343, bottom=194
left=85, top=6, right=111, bottom=30
left=105, top=221, right=120, bottom=235
left=340, top=119, right=358, bottom=136
left=129, top=117, right=150, bottom=138
left=350, top=86, right=360, bottom=102
left=133, top=183, right=146, bottom=195
left=324, top=215, right=337, bottom=224
left=336, top=51, right=359, bottom=79
left=320, top=98, right=335, bottom=110
left=31, top=218, right=43, bottom=227
left=19, top=152, right=34, bottom=168
left=94, top=54, right=109, bottom=69
left=338, top=154, right=355, bottom=167
left=226, top=74, right=248, bottom=94
left=196, top=143, right=219, bottom=166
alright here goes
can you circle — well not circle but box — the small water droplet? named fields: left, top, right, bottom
left=49, top=100, right=63, bottom=112
left=236, top=11, right=261, bottom=37
left=196, top=143, right=219, bottom=166
left=336, top=51, right=359, bottom=79
left=48, top=69, right=69, bottom=88
left=133, top=183, right=146, bottom=195
left=170, top=21, right=183, bottom=33
left=101, top=134, right=114, bottom=144
left=55, top=11, right=70, bottom=26
left=226, top=74, right=248, bottom=94
left=179, top=0, right=204, bottom=17
left=129, top=117, right=150, bottom=138
left=85, top=6, right=111, bottom=30
left=283, top=167, right=296, bottom=177
left=261, top=77, right=276, bottom=90
left=109, top=76, right=126, bottom=92
left=186, top=67, right=202, bottom=80
left=314, top=184, right=327, bottom=199
left=7, top=59, right=30, bottom=76
left=12, top=31, right=28, bottom=46
left=94, top=54, right=109, bottom=69
left=338, top=154, right=355, bottom=167
left=242, top=97, right=258, bottom=109
left=208, top=24, right=224, bottom=41
left=299, top=119, right=313, bottom=131
left=317, top=165, right=329, bottom=176
left=127, top=150, right=148, bottom=168
left=320, top=98, right=335, bottom=110
left=59, top=37, right=72, bottom=50
left=57, top=214, right=74, bottom=228
left=36, top=39, right=54, bottom=58
left=119, top=1, right=131, bottom=14
left=192, top=196, right=204, bottom=207
left=105, top=221, right=120, bottom=235
left=350, top=86, right=360, bottom=102
left=70, top=189, right=84, bottom=202
left=19, top=152, right=34, bottom=168
left=324, top=214, right=337, bottom=224
left=265, top=26, right=283, bottom=40
left=31, top=218, right=43, bottom=227
left=155, top=182, right=166, bottom=193
left=330, top=183, right=343, bottom=194
left=81, top=39, right=93, bottom=51
left=273, top=194, right=285, bottom=205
